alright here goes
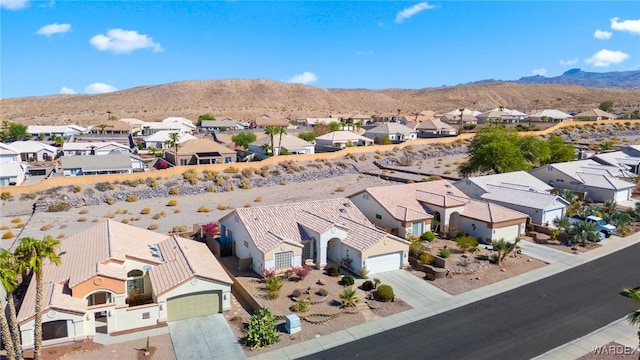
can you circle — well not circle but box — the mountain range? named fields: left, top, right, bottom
left=470, top=69, right=640, bottom=89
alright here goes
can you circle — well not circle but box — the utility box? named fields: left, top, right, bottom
left=285, top=314, right=301, bottom=334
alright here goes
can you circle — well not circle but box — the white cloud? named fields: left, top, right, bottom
left=59, top=87, right=76, bottom=94
left=395, top=2, right=437, bottom=24
left=610, top=17, right=640, bottom=34
left=355, top=50, right=374, bottom=55
left=593, top=29, right=612, bottom=39
left=288, top=72, right=318, bottom=85
left=85, top=83, right=118, bottom=94
left=0, top=0, right=29, bottom=10
left=36, top=23, right=71, bottom=37
left=559, top=58, right=579, bottom=66
left=89, top=29, right=162, bottom=54
left=531, top=68, right=547, bottom=76
left=585, top=49, right=629, bottom=67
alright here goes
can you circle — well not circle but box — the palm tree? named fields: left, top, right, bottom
left=458, top=108, right=465, bottom=133
left=569, top=221, right=599, bottom=246
left=554, top=217, right=570, bottom=233
left=15, top=236, right=61, bottom=360
left=260, top=143, right=272, bottom=156
left=164, top=132, right=181, bottom=166
left=621, top=287, right=640, bottom=353
left=339, top=288, right=360, bottom=307
left=264, top=126, right=279, bottom=156
left=97, top=123, right=109, bottom=135
left=0, top=250, right=23, bottom=360
left=276, top=126, right=287, bottom=155
left=557, top=189, right=578, bottom=204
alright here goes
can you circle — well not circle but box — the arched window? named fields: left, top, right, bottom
left=127, top=269, right=144, bottom=295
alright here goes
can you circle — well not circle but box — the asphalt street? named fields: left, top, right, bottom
left=301, top=243, right=640, bottom=360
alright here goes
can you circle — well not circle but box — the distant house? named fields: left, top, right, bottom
left=528, top=109, right=573, bottom=122
left=477, top=108, right=528, bottom=123
left=253, top=115, right=290, bottom=128
left=530, top=159, right=635, bottom=202
left=26, top=125, right=86, bottom=138
left=442, top=113, right=478, bottom=125
left=574, top=109, right=618, bottom=120
left=141, top=118, right=196, bottom=135
left=592, top=145, right=640, bottom=175
left=349, top=180, right=529, bottom=243
left=8, top=141, right=57, bottom=162
left=248, top=134, right=315, bottom=158
left=60, top=153, right=134, bottom=176
left=294, top=117, right=336, bottom=126
left=164, top=138, right=236, bottom=166
left=16, top=220, right=232, bottom=349
left=401, top=114, right=436, bottom=123
left=364, top=123, right=417, bottom=143
left=415, top=119, right=457, bottom=137
left=218, top=198, right=410, bottom=276
left=454, top=172, right=568, bottom=225
left=63, top=142, right=130, bottom=156
left=88, top=121, right=136, bottom=135
left=200, top=119, right=245, bottom=131
left=0, top=143, right=27, bottom=186
left=315, top=131, right=373, bottom=150
left=143, top=131, right=197, bottom=149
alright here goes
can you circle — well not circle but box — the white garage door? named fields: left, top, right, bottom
left=365, top=252, right=401, bottom=275
left=542, top=208, right=565, bottom=225
left=167, top=291, right=221, bottom=321
left=615, top=189, right=630, bottom=203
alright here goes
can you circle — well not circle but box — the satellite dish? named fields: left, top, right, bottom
left=142, top=265, right=152, bottom=272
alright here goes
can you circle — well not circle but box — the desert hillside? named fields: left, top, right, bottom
left=1, top=79, right=640, bottom=125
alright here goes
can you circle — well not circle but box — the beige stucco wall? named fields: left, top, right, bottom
left=20, top=310, right=85, bottom=349
left=72, top=276, right=125, bottom=299
left=362, top=237, right=410, bottom=269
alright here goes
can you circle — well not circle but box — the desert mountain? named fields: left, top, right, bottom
left=515, top=69, right=640, bottom=88
left=2, top=79, right=640, bottom=126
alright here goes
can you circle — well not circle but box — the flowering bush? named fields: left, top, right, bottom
left=294, top=265, right=312, bottom=279
left=262, top=267, right=276, bottom=278
left=201, top=223, right=220, bottom=236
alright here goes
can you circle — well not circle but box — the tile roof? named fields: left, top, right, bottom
left=365, top=123, right=415, bottom=136
left=0, top=143, right=19, bottom=156
left=480, top=185, right=569, bottom=209
left=8, top=141, right=57, bottom=154
left=315, top=131, right=373, bottom=142
left=88, top=121, right=135, bottom=131
left=593, top=148, right=640, bottom=170
left=26, top=125, right=87, bottom=134
left=548, top=159, right=635, bottom=182
left=143, top=130, right=197, bottom=143
left=461, top=200, right=529, bottom=223
left=227, top=198, right=404, bottom=254
left=62, top=142, right=129, bottom=152
left=250, top=134, right=314, bottom=149
left=457, top=171, right=553, bottom=193
left=529, top=109, right=572, bottom=119
left=172, top=138, right=236, bottom=155
left=415, top=119, right=455, bottom=131
left=18, top=220, right=231, bottom=323
left=61, top=153, right=132, bottom=171
left=574, top=109, right=617, bottom=119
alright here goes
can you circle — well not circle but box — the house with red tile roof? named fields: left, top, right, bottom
left=17, top=220, right=231, bottom=349
left=348, top=180, right=529, bottom=244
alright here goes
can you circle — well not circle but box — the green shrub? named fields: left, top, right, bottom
left=238, top=178, right=253, bottom=189
left=419, top=252, right=434, bottom=265
left=439, top=248, right=451, bottom=258
left=339, top=288, right=360, bottom=307
left=265, top=276, right=283, bottom=300
left=245, top=307, right=280, bottom=349
left=341, top=275, right=355, bottom=286
left=455, top=234, right=478, bottom=252
left=420, top=232, right=436, bottom=242
left=361, top=280, right=375, bottom=291
left=183, top=169, right=199, bottom=185
left=375, top=285, right=394, bottom=302
left=291, top=299, right=311, bottom=313
left=409, top=238, right=425, bottom=259
left=327, top=266, right=341, bottom=277
left=125, top=194, right=138, bottom=202
left=47, top=202, right=72, bottom=212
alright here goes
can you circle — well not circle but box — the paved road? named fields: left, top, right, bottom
left=301, top=243, right=640, bottom=360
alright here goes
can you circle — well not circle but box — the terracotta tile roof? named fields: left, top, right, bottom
left=461, top=200, right=529, bottom=223
left=172, top=138, right=236, bottom=155
left=416, top=119, right=455, bottom=131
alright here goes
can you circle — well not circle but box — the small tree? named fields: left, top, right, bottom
left=492, top=237, right=520, bottom=265
left=265, top=276, right=283, bottom=299
left=298, top=131, right=316, bottom=142
left=621, top=287, right=640, bottom=352
left=599, top=100, right=614, bottom=113
left=455, top=234, right=478, bottom=253
left=378, top=134, right=392, bottom=145
left=231, top=132, right=257, bottom=149
left=245, top=307, right=280, bottom=349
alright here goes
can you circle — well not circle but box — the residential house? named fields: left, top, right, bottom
left=164, top=138, right=236, bottom=166
left=63, top=142, right=130, bottom=156
left=293, top=117, right=336, bottom=126
left=143, top=131, right=197, bottom=150
left=592, top=145, right=640, bottom=175
left=0, top=143, right=27, bottom=186
left=527, top=109, right=573, bottom=122
left=349, top=180, right=529, bottom=243
left=315, top=131, right=373, bottom=150
left=200, top=119, right=245, bottom=131
left=477, top=108, right=528, bottom=123
left=364, top=123, right=417, bottom=143
left=17, top=220, right=232, bottom=349
left=218, top=198, right=410, bottom=276
left=88, top=121, right=136, bottom=135
left=141, top=118, right=196, bottom=135
left=161, top=117, right=197, bottom=131
left=415, top=119, right=457, bottom=137
left=401, top=114, right=436, bottom=123
left=119, top=118, right=145, bottom=133
left=454, top=171, right=568, bottom=225
left=60, top=153, right=134, bottom=176
left=26, top=125, right=86, bottom=139
left=253, top=115, right=290, bottom=128
left=574, top=109, right=618, bottom=120
left=530, top=159, right=635, bottom=202
left=7, top=141, right=57, bottom=162
left=442, top=113, right=478, bottom=125
left=248, top=134, right=315, bottom=158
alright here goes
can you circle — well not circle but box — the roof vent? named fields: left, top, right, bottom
left=339, top=208, right=346, bottom=213
left=343, top=202, right=350, bottom=207
left=446, top=191, right=453, bottom=195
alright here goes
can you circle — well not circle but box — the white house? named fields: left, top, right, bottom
left=0, top=143, right=27, bottom=186
left=574, top=109, right=617, bottom=120
left=143, top=131, right=197, bottom=149
left=528, top=109, right=573, bottom=122
left=9, top=141, right=57, bottom=162
left=218, top=198, right=410, bottom=276
left=248, top=134, right=315, bottom=158
left=415, top=119, right=457, bottom=137
left=200, top=119, right=245, bottom=131
left=592, top=145, right=640, bottom=175
left=26, top=125, right=86, bottom=138
left=62, top=142, right=130, bottom=156
left=315, top=131, right=374, bottom=150
left=530, top=159, right=635, bottom=202
left=16, top=220, right=232, bottom=349
left=60, top=153, right=134, bottom=176
left=364, top=123, right=417, bottom=143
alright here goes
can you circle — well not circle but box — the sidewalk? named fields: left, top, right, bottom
left=251, top=232, right=640, bottom=359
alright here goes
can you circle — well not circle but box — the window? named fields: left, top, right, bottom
left=127, top=269, right=144, bottom=295
left=244, top=240, right=248, bottom=248
left=274, top=251, right=293, bottom=270
left=142, top=312, right=150, bottom=320
left=225, top=157, right=232, bottom=163
left=180, top=159, right=188, bottom=166
left=412, top=222, right=423, bottom=235
left=375, top=214, right=382, bottom=220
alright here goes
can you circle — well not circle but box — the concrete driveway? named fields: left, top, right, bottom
left=168, top=314, right=245, bottom=360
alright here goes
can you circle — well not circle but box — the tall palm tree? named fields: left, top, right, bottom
left=276, top=126, right=287, bottom=155
left=264, top=126, right=279, bottom=156
left=15, top=236, right=61, bottom=360
left=0, top=252, right=18, bottom=360
left=0, top=250, right=23, bottom=360
left=164, top=132, right=181, bottom=166
left=458, top=108, right=465, bottom=133
left=621, top=287, right=640, bottom=354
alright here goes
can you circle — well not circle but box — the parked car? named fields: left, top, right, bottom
left=568, top=215, right=617, bottom=237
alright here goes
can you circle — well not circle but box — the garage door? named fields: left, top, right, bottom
left=365, top=252, right=401, bottom=275
left=542, top=208, right=564, bottom=225
left=167, top=291, right=221, bottom=321
left=615, top=189, right=630, bottom=203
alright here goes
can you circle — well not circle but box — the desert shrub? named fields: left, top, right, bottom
left=327, top=266, right=341, bottom=277
left=245, top=307, right=280, bottom=349
left=375, top=285, right=395, bottom=302
left=115, top=208, right=123, bottom=214
left=182, top=169, right=199, bottom=185
left=11, top=218, right=21, bottom=224
left=152, top=213, right=162, bottom=220
left=140, top=208, right=151, bottom=215
left=334, top=186, right=345, bottom=192
left=291, top=299, right=310, bottom=313
left=1, top=192, right=11, bottom=200
left=198, top=206, right=211, bottom=213
left=2, top=231, right=14, bottom=239
left=174, top=209, right=181, bottom=213
left=171, top=225, right=189, bottom=233
left=167, top=199, right=178, bottom=206
left=95, top=182, right=111, bottom=192
left=71, top=185, right=82, bottom=193
left=241, top=168, right=253, bottom=178
left=238, top=178, right=253, bottom=189
left=57, top=233, right=66, bottom=239
left=265, top=276, right=283, bottom=300
left=455, top=234, right=478, bottom=252
left=419, top=252, right=434, bottom=265
left=341, top=275, right=355, bottom=286
left=121, top=219, right=130, bottom=224
left=47, top=202, right=71, bottom=212
left=77, top=217, right=87, bottom=222
left=104, top=197, right=116, bottom=205
left=279, top=181, right=287, bottom=186
left=291, top=289, right=302, bottom=298
left=316, top=288, right=328, bottom=297
left=409, top=238, right=425, bottom=259
left=125, top=194, right=138, bottom=202
left=148, top=223, right=159, bottom=230
left=439, top=248, right=451, bottom=258
left=40, top=224, right=53, bottom=231
left=168, top=187, right=180, bottom=195
left=214, top=176, right=226, bottom=186
left=79, top=208, right=89, bottom=214
left=0, top=225, right=8, bottom=230
left=254, top=196, right=263, bottom=202
left=205, top=183, right=218, bottom=192
left=122, top=209, right=129, bottom=214
left=104, top=213, right=115, bottom=219
left=359, top=266, right=369, bottom=279
left=420, top=232, right=436, bottom=242
left=123, top=179, right=141, bottom=187
left=146, top=177, right=159, bottom=189
left=244, top=203, right=252, bottom=208
left=202, top=170, right=218, bottom=181
left=13, top=223, right=24, bottom=229
left=361, top=280, right=375, bottom=291
left=217, top=204, right=230, bottom=210
left=223, top=166, right=239, bottom=174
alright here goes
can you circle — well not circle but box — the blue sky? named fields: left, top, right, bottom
left=1, top=1, right=639, bottom=98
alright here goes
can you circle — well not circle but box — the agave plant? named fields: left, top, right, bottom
left=339, top=288, right=360, bottom=307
